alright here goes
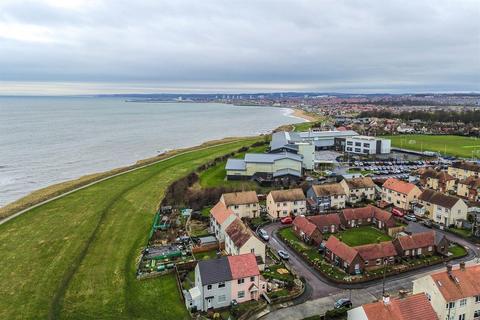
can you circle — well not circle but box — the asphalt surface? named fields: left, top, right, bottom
left=262, top=221, right=479, bottom=300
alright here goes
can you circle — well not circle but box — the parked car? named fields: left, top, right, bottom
left=392, top=208, right=404, bottom=217
left=280, top=216, right=293, bottom=224
left=334, top=298, right=352, bottom=309
left=257, top=228, right=269, bottom=241
left=405, top=214, right=417, bottom=222
left=278, top=250, right=289, bottom=260
left=422, top=220, right=433, bottom=228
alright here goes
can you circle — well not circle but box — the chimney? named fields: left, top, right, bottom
left=398, top=290, right=408, bottom=299
left=446, top=264, right=452, bottom=273
left=383, top=294, right=390, bottom=305
left=460, top=262, right=466, bottom=271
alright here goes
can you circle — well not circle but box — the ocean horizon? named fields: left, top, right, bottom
left=0, top=96, right=303, bottom=207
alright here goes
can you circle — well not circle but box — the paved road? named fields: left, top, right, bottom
left=260, top=221, right=480, bottom=319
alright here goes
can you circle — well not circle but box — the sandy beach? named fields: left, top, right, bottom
left=291, top=108, right=320, bottom=122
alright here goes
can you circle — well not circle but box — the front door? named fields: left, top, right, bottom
left=207, top=298, right=212, bottom=309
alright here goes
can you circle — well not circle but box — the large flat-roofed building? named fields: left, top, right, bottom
left=344, top=136, right=391, bottom=155
left=225, top=152, right=302, bottom=181
left=270, top=130, right=358, bottom=153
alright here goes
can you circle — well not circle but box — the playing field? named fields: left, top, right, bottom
left=0, top=137, right=260, bottom=320
left=383, top=135, right=480, bottom=158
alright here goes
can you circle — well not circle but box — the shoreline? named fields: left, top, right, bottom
left=291, top=108, right=319, bottom=122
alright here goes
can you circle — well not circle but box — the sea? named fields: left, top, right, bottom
left=0, top=96, right=304, bottom=207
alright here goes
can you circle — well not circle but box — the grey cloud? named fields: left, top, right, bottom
left=0, top=0, right=478, bottom=93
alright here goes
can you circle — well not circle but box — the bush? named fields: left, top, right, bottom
left=324, top=307, right=348, bottom=319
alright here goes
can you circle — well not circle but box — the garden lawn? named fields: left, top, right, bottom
left=449, top=244, right=468, bottom=258
left=194, top=249, right=219, bottom=261
left=383, top=134, right=480, bottom=158
left=338, top=226, right=392, bottom=247
left=198, top=144, right=268, bottom=189
left=0, top=137, right=260, bottom=320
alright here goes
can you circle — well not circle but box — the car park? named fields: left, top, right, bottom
left=278, top=250, right=289, bottom=260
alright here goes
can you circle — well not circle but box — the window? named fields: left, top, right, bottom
left=250, top=248, right=255, bottom=254
left=458, top=314, right=465, bottom=320
left=238, top=291, right=245, bottom=298
left=426, top=293, right=431, bottom=301
left=218, top=282, right=225, bottom=288
left=207, top=285, right=212, bottom=290
left=446, top=302, right=455, bottom=309
left=460, top=299, right=466, bottom=306
left=474, top=310, right=480, bottom=317
left=376, top=259, right=381, bottom=265
left=250, top=276, right=255, bottom=282
left=364, top=260, right=369, bottom=266
left=476, top=295, right=480, bottom=303
left=238, top=278, right=245, bottom=284
left=218, top=295, right=226, bottom=302
left=234, top=205, right=239, bottom=209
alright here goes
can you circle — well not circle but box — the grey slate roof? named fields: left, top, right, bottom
left=244, top=152, right=302, bottom=163
left=405, top=222, right=447, bottom=246
left=225, top=159, right=246, bottom=171
left=198, top=256, right=232, bottom=285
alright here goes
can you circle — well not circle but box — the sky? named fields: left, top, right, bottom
left=0, top=0, right=479, bottom=95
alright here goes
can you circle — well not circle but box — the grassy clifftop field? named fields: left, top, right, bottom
left=0, top=137, right=260, bottom=320
left=384, top=134, right=480, bottom=158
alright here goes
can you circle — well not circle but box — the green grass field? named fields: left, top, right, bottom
left=338, top=226, right=392, bottom=247
left=0, top=137, right=260, bottom=320
left=384, top=135, right=480, bottom=158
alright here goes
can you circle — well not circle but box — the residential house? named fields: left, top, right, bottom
left=413, top=263, right=480, bottom=320
left=306, top=183, right=347, bottom=212
left=266, top=188, right=306, bottom=219
left=355, top=241, right=398, bottom=268
left=225, top=152, right=303, bottom=181
left=292, top=216, right=323, bottom=245
left=393, top=231, right=436, bottom=258
left=448, top=161, right=480, bottom=180
left=381, top=178, right=422, bottom=210
left=339, top=177, right=376, bottom=204
left=210, top=202, right=237, bottom=241
left=308, top=213, right=343, bottom=234
left=224, top=218, right=266, bottom=270
left=419, top=169, right=456, bottom=193
left=405, top=222, right=450, bottom=256
left=324, top=236, right=363, bottom=274
left=348, top=292, right=438, bottom=320
left=418, top=189, right=468, bottom=226
left=340, top=205, right=396, bottom=230
left=457, top=176, right=480, bottom=202
left=220, top=191, right=260, bottom=218
left=186, top=253, right=266, bottom=312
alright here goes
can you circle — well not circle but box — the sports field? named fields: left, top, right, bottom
left=0, top=137, right=260, bottom=320
left=384, top=135, right=480, bottom=158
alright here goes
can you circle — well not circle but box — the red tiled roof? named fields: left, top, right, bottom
left=362, top=293, right=438, bottom=320
left=341, top=205, right=392, bottom=223
left=308, top=213, right=342, bottom=228
left=382, top=178, right=418, bottom=195
left=430, top=264, right=480, bottom=301
left=325, top=236, right=359, bottom=264
left=227, top=253, right=260, bottom=279
left=395, top=231, right=435, bottom=250
left=210, top=201, right=235, bottom=225
left=293, top=216, right=318, bottom=237
left=355, top=241, right=398, bottom=261
left=225, top=218, right=255, bottom=248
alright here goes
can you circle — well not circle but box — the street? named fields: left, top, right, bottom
left=259, top=221, right=480, bottom=319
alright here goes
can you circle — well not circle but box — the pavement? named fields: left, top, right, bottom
left=260, top=221, right=480, bottom=320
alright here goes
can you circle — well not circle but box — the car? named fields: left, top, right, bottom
left=280, top=216, right=293, bottom=224
left=392, top=207, right=404, bottom=217
left=422, top=220, right=433, bottom=228
left=334, top=298, right=352, bottom=309
left=278, top=250, right=289, bottom=260
left=405, top=214, right=417, bottom=222
left=257, top=228, right=270, bottom=241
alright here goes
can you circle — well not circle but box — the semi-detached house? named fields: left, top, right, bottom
left=339, top=177, right=376, bottom=204
left=220, top=191, right=260, bottom=219
left=210, top=201, right=236, bottom=241
left=307, top=183, right=347, bottom=212
left=266, top=188, right=306, bottom=219
left=381, top=178, right=421, bottom=211
left=418, top=189, right=468, bottom=226
left=185, top=253, right=266, bottom=312
left=413, top=263, right=480, bottom=320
